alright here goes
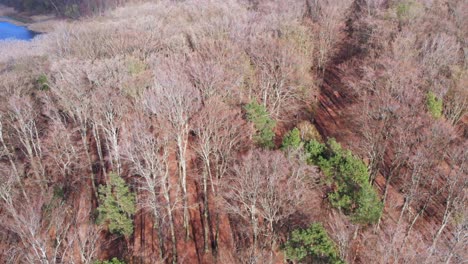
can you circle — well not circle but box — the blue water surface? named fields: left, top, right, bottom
left=0, top=20, right=36, bottom=41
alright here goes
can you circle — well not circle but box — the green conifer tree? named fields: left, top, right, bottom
left=244, top=102, right=276, bottom=148
left=97, top=173, right=136, bottom=237
left=284, top=223, right=344, bottom=264
left=305, top=139, right=382, bottom=224
left=282, top=127, right=302, bottom=150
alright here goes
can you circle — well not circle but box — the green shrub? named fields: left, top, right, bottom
left=245, top=102, right=276, bottom=148
left=53, top=186, right=65, bottom=200
left=305, top=139, right=326, bottom=164
left=352, top=185, right=383, bottom=224
left=305, top=139, right=382, bottom=224
left=426, top=91, right=443, bottom=119
left=396, top=2, right=411, bottom=20
left=395, top=1, right=423, bottom=22
left=36, top=74, right=50, bottom=91
left=94, top=258, right=126, bottom=264
left=97, top=173, right=136, bottom=237
left=282, top=128, right=302, bottom=150
left=284, top=223, right=344, bottom=264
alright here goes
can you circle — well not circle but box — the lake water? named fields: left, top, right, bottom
left=0, top=20, right=36, bottom=41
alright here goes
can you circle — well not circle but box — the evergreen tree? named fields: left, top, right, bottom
left=97, top=173, right=136, bottom=237
left=94, top=258, right=126, bottom=264
left=244, top=102, right=276, bottom=148
left=305, top=139, right=382, bottom=224
left=352, top=185, right=383, bottom=224
left=284, top=223, right=344, bottom=264
left=282, top=127, right=302, bottom=150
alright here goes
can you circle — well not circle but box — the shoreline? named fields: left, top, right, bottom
left=0, top=5, right=58, bottom=33
left=0, top=16, right=30, bottom=26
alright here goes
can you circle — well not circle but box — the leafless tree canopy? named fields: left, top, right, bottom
left=0, top=0, right=466, bottom=263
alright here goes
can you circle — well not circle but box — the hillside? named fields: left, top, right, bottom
left=0, top=0, right=466, bottom=263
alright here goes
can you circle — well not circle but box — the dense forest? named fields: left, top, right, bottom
left=0, top=0, right=466, bottom=263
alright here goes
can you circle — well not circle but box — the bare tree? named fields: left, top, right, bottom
left=426, top=144, right=467, bottom=261
left=51, top=60, right=97, bottom=194
left=91, top=87, right=129, bottom=178
left=0, top=114, right=22, bottom=183
left=359, top=0, right=386, bottom=16
left=444, top=72, right=468, bottom=125
left=192, top=98, right=249, bottom=252
left=223, top=150, right=313, bottom=259
left=329, top=211, right=354, bottom=262
left=71, top=176, right=105, bottom=264
left=45, top=115, right=81, bottom=185
left=349, top=36, right=428, bottom=230
left=442, top=203, right=468, bottom=264
left=122, top=115, right=179, bottom=263
left=186, top=39, right=246, bottom=103
left=74, top=223, right=103, bottom=264
left=314, top=0, right=353, bottom=69
left=144, top=55, right=201, bottom=240
left=420, top=33, right=460, bottom=97
left=247, top=38, right=308, bottom=119
left=6, top=96, right=46, bottom=189
left=0, top=170, right=73, bottom=264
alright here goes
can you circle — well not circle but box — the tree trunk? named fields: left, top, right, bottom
left=251, top=204, right=258, bottom=255
left=81, top=128, right=98, bottom=198
left=168, top=204, right=177, bottom=264
left=92, top=124, right=107, bottom=180
left=154, top=216, right=165, bottom=263
left=163, top=173, right=177, bottom=264
left=202, top=162, right=211, bottom=253
left=177, top=133, right=190, bottom=241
